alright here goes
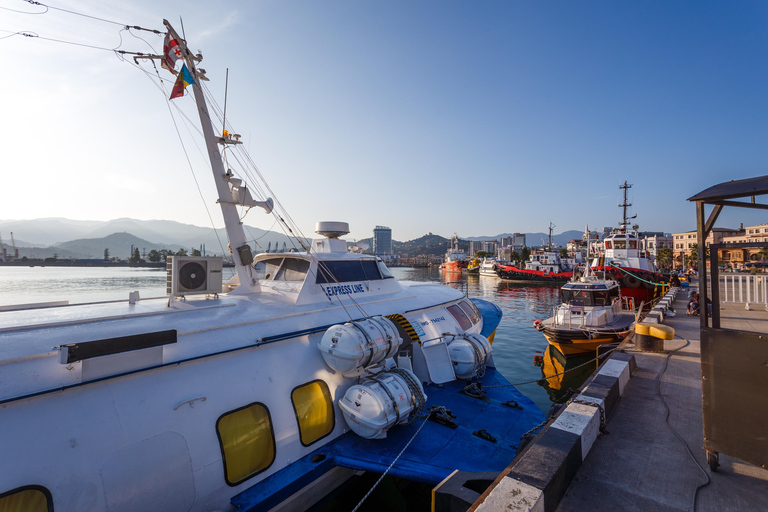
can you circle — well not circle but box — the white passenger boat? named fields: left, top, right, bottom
left=0, top=19, right=543, bottom=512
left=534, top=260, right=636, bottom=356
left=478, top=258, right=499, bottom=278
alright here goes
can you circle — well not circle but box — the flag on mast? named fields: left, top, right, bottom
left=170, top=64, right=196, bottom=99
left=162, top=32, right=182, bottom=74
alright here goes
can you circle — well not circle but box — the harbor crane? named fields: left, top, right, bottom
left=10, top=232, right=18, bottom=259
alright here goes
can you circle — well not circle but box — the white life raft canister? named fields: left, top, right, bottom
left=446, top=333, right=492, bottom=379
left=318, top=316, right=402, bottom=375
left=338, top=368, right=426, bottom=439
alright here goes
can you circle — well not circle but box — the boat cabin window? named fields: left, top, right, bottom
left=447, top=304, right=472, bottom=330
left=605, top=241, right=612, bottom=249
left=628, top=240, right=637, bottom=249
left=377, top=260, right=394, bottom=279
left=216, top=402, right=276, bottom=486
left=291, top=380, right=335, bottom=446
left=254, top=258, right=284, bottom=280
left=0, top=485, right=53, bottom=512
left=254, top=258, right=310, bottom=282
left=613, top=240, right=626, bottom=249
left=316, top=260, right=387, bottom=284
left=274, top=258, right=310, bottom=282
left=458, top=299, right=481, bottom=325
left=561, top=286, right=620, bottom=307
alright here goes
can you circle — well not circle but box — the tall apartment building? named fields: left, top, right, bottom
left=372, top=226, right=392, bottom=259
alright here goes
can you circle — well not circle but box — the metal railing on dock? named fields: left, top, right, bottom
left=719, top=274, right=768, bottom=311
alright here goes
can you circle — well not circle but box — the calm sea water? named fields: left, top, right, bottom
left=0, top=265, right=561, bottom=412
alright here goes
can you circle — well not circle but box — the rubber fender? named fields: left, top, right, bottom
left=636, top=322, right=675, bottom=340
left=623, top=275, right=641, bottom=288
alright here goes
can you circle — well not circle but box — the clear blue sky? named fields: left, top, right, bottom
left=2, top=0, right=767, bottom=243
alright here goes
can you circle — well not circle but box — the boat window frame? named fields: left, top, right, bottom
left=447, top=303, right=472, bottom=330
left=0, top=485, right=53, bottom=512
left=458, top=299, right=481, bottom=325
left=290, top=379, right=336, bottom=447
left=377, top=259, right=394, bottom=279
left=215, top=401, right=276, bottom=487
left=273, top=257, right=310, bottom=282
left=253, top=257, right=286, bottom=281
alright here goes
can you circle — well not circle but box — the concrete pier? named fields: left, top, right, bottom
left=474, top=285, right=768, bottom=512
left=556, top=294, right=768, bottom=511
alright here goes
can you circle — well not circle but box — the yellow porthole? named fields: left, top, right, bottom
left=216, top=402, right=276, bottom=486
left=291, top=380, right=335, bottom=446
left=0, top=485, right=52, bottom=512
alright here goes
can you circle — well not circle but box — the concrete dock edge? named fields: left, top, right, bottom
left=470, top=352, right=636, bottom=512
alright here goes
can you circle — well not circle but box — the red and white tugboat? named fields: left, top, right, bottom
left=495, top=223, right=583, bottom=283
left=590, top=182, right=666, bottom=308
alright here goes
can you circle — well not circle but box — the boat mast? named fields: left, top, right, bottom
left=548, top=222, right=555, bottom=250
left=619, top=181, right=632, bottom=233
left=164, top=20, right=259, bottom=293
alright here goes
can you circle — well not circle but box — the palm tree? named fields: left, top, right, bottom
left=688, top=243, right=709, bottom=269
left=520, top=246, right=531, bottom=266
left=656, top=248, right=673, bottom=269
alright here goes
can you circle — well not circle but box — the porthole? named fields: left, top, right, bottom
left=291, top=380, right=335, bottom=446
left=216, top=402, right=276, bottom=486
left=0, top=485, right=53, bottom=512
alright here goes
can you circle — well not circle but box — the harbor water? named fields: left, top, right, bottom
left=0, top=265, right=569, bottom=413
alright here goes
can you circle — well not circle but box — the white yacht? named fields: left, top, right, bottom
left=0, top=19, right=543, bottom=512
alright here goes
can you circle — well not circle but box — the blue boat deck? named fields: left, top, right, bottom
left=232, top=367, right=544, bottom=511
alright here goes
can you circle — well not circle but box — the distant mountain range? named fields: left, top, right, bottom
left=0, top=218, right=308, bottom=260
left=0, top=218, right=591, bottom=260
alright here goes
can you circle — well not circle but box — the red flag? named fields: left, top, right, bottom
left=162, top=32, right=182, bottom=74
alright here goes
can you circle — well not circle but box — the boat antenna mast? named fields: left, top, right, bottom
left=618, top=181, right=636, bottom=233
left=548, top=222, right=555, bottom=250
left=162, top=20, right=267, bottom=293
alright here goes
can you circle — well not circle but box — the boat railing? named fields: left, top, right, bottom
left=620, top=296, right=635, bottom=312
left=554, top=302, right=614, bottom=329
left=720, top=274, right=768, bottom=311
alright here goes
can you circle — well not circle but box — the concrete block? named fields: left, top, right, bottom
left=598, top=359, right=631, bottom=395
left=474, top=476, right=544, bottom=512
left=551, top=403, right=601, bottom=460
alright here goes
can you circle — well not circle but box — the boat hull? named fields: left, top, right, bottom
left=540, top=316, right=633, bottom=356
left=495, top=265, right=572, bottom=283
left=440, top=260, right=466, bottom=273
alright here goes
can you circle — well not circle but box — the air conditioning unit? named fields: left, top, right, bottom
left=166, top=256, right=223, bottom=296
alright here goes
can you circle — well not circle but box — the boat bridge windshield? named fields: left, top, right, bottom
left=605, top=239, right=637, bottom=250
left=316, top=259, right=394, bottom=284
left=561, top=284, right=620, bottom=307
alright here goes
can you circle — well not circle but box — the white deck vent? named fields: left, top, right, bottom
left=167, top=256, right=223, bottom=296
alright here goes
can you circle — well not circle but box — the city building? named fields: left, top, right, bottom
left=372, top=226, right=392, bottom=260
left=469, top=240, right=499, bottom=257
left=672, top=226, right=744, bottom=267
left=718, top=223, right=768, bottom=269
left=642, top=234, right=673, bottom=260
